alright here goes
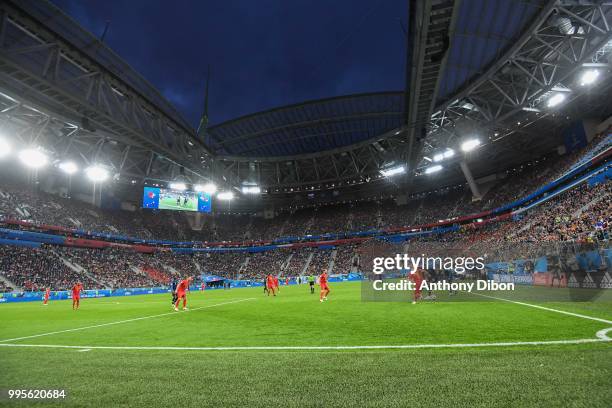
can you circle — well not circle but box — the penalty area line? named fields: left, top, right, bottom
left=0, top=298, right=256, bottom=344
left=0, top=335, right=609, bottom=351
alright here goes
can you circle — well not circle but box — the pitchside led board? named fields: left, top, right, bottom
left=142, top=187, right=212, bottom=213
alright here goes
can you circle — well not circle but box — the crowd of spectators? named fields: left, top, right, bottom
left=332, top=245, right=358, bottom=274
left=242, top=251, right=286, bottom=280
left=0, top=169, right=608, bottom=291
left=507, top=181, right=610, bottom=243
left=195, top=252, right=246, bottom=279
left=0, top=246, right=98, bottom=291
left=308, top=249, right=332, bottom=274
left=284, top=250, right=312, bottom=276
left=56, top=248, right=159, bottom=288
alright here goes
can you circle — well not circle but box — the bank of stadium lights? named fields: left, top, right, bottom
left=241, top=186, right=261, bottom=194
left=0, top=139, right=10, bottom=158
left=19, top=148, right=48, bottom=168
left=425, top=164, right=443, bottom=174
left=217, top=191, right=234, bottom=200
left=579, top=69, right=599, bottom=86
left=85, top=165, right=109, bottom=182
left=194, top=183, right=217, bottom=194
left=59, top=161, right=78, bottom=174
left=461, top=139, right=481, bottom=152
left=168, top=181, right=187, bottom=191
left=380, top=165, right=406, bottom=177
left=547, top=93, right=566, bottom=108
left=433, top=149, right=454, bottom=162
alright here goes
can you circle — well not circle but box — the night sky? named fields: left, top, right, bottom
left=51, top=0, right=408, bottom=127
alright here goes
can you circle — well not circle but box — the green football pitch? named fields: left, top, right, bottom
left=1, top=282, right=611, bottom=407
left=158, top=196, right=197, bottom=211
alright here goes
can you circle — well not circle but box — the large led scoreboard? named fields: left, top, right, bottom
left=142, top=187, right=212, bottom=213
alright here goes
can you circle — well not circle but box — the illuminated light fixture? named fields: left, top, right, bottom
left=59, top=161, right=78, bottom=174
left=461, top=139, right=481, bottom=152
left=19, top=148, right=48, bottom=168
left=169, top=182, right=187, bottom=191
left=579, top=69, right=599, bottom=86
left=433, top=149, right=454, bottom=162
left=425, top=165, right=443, bottom=174
left=547, top=93, right=566, bottom=108
left=242, top=186, right=261, bottom=194
left=85, top=165, right=109, bottom=182
left=380, top=165, right=405, bottom=177
left=194, top=183, right=217, bottom=194
left=0, top=139, right=11, bottom=158
left=217, top=191, right=234, bottom=200
left=423, top=156, right=432, bottom=162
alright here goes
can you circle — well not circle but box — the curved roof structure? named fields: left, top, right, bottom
left=1, top=0, right=611, bottom=211
left=208, top=0, right=547, bottom=159
left=438, top=0, right=545, bottom=102
left=207, top=92, right=404, bottom=157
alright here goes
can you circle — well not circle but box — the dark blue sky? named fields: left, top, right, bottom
left=51, top=0, right=408, bottom=127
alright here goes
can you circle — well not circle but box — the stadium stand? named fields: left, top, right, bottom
left=0, top=126, right=610, bottom=291
left=0, top=246, right=98, bottom=291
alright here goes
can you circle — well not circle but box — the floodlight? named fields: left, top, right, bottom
left=59, top=161, right=78, bottom=175
left=579, top=69, right=599, bottom=86
left=242, top=186, right=261, bottom=194
left=461, top=139, right=481, bottom=152
left=425, top=165, right=443, bottom=174
left=194, top=183, right=217, bottom=194
left=217, top=191, right=234, bottom=200
left=19, top=148, right=48, bottom=168
left=85, top=165, right=109, bottom=182
left=433, top=149, right=454, bottom=162
left=380, top=166, right=405, bottom=177
left=547, top=93, right=566, bottom=108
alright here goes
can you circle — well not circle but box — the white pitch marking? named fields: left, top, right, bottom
left=472, top=293, right=612, bottom=325
left=595, top=327, right=612, bottom=341
left=0, top=298, right=256, bottom=344
left=77, top=348, right=91, bottom=352
left=0, top=335, right=608, bottom=351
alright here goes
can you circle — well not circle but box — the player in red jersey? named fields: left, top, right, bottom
left=71, top=282, right=83, bottom=310
left=409, top=267, right=425, bottom=304
left=266, top=274, right=276, bottom=296
left=274, top=276, right=280, bottom=292
left=285, top=277, right=289, bottom=286
left=174, top=276, right=193, bottom=311
left=42, top=287, right=50, bottom=306
left=319, top=269, right=330, bottom=302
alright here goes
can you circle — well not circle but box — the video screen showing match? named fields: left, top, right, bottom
left=142, top=187, right=211, bottom=213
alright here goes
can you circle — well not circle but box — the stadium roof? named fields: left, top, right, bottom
left=207, top=92, right=405, bottom=157
left=208, top=0, right=546, bottom=158
left=1, top=0, right=611, bottom=207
